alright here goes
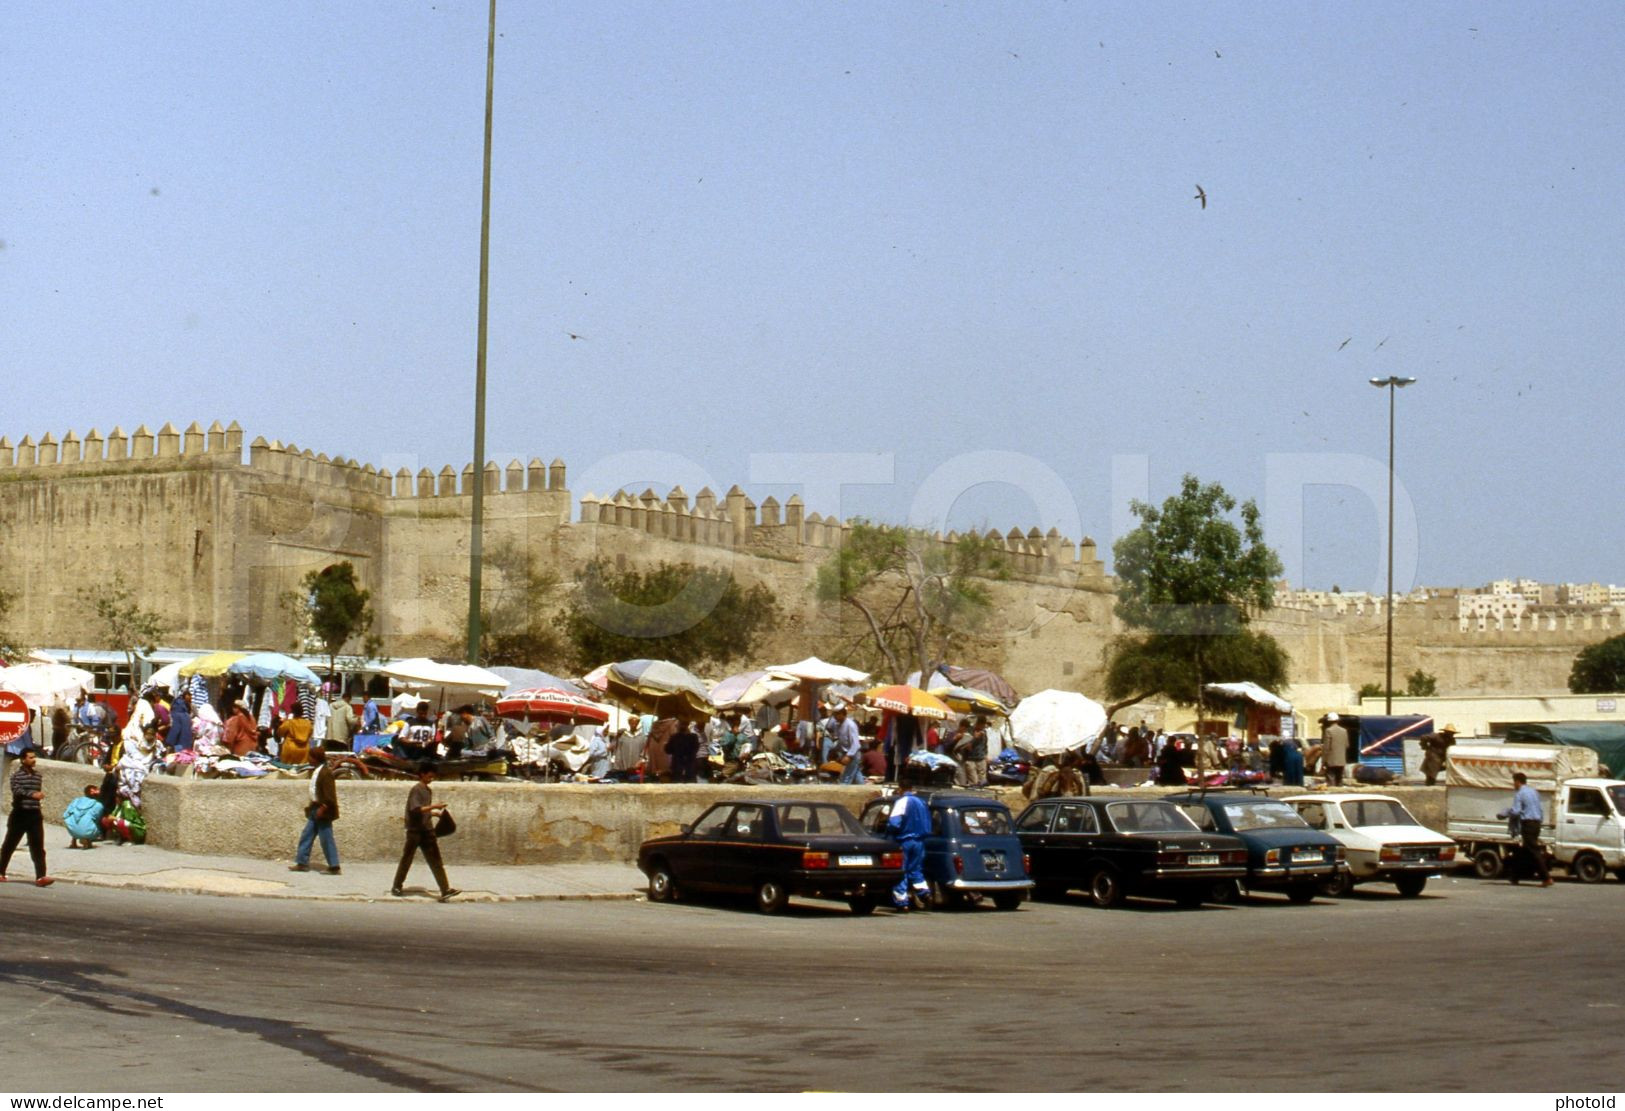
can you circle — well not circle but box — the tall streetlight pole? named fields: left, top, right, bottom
left=467, top=0, right=497, bottom=665
left=1369, top=375, right=1415, bottom=714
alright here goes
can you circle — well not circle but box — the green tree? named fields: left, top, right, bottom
left=0, top=586, right=25, bottom=663
left=78, top=572, right=167, bottom=684
left=469, top=540, right=566, bottom=668
left=1104, top=475, right=1287, bottom=718
left=1570, top=634, right=1625, bottom=694
left=1405, top=669, right=1438, bottom=697
left=816, top=522, right=1008, bottom=683
left=563, top=559, right=780, bottom=672
left=300, top=562, right=381, bottom=680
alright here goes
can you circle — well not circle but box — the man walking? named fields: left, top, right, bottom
left=391, top=761, right=459, bottom=901
left=290, top=756, right=341, bottom=875
left=823, top=705, right=863, bottom=784
left=1, top=749, right=53, bottom=886
left=1321, top=713, right=1350, bottom=787
left=1498, top=771, right=1552, bottom=886
left=885, top=784, right=932, bottom=911
left=328, top=689, right=356, bottom=751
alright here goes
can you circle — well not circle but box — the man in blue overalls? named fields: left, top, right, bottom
left=886, top=785, right=932, bottom=911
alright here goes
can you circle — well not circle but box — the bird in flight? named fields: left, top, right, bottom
left=566, top=332, right=586, bottom=341
left=1374, top=335, right=1389, bottom=351
left=1193, top=184, right=1207, bottom=209
left=1337, top=338, right=1352, bottom=352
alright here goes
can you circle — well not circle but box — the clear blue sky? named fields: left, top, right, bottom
left=4, top=3, right=1622, bottom=594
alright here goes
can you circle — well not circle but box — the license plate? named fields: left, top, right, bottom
left=1187, top=854, right=1219, bottom=866
left=838, top=855, right=874, bottom=867
left=981, top=850, right=1006, bottom=871
left=1402, top=850, right=1433, bottom=862
left=1292, top=850, right=1324, bottom=863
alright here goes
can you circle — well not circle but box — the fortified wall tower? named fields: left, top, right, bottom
left=0, top=422, right=1604, bottom=695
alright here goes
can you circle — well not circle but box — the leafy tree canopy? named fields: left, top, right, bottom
left=1570, top=634, right=1625, bottom=694
left=78, top=572, right=167, bottom=680
left=302, top=562, right=381, bottom=677
left=816, top=521, right=1007, bottom=683
left=470, top=540, right=566, bottom=669
left=1105, top=475, right=1287, bottom=714
left=563, top=559, right=779, bottom=672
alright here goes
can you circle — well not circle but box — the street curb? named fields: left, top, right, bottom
left=47, top=874, right=646, bottom=904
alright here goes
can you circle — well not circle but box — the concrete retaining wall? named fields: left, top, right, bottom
left=4, top=760, right=1448, bottom=865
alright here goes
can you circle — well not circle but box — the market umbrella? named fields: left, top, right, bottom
left=604, top=659, right=714, bottom=718
left=146, top=661, right=185, bottom=693
left=769, top=656, right=871, bottom=724
left=863, top=684, right=951, bottom=720
left=941, top=665, right=1019, bottom=708
left=0, top=661, right=95, bottom=709
left=710, top=669, right=798, bottom=709
left=489, top=666, right=589, bottom=697
left=495, top=687, right=611, bottom=725
left=580, top=663, right=611, bottom=692
left=381, top=658, right=508, bottom=696
left=179, top=650, right=248, bottom=677
left=228, top=652, right=321, bottom=686
left=928, top=683, right=1010, bottom=716
left=1009, top=689, right=1108, bottom=758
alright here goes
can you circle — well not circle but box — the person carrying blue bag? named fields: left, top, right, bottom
left=885, top=785, right=933, bottom=911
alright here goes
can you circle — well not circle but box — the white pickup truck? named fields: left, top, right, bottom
left=1446, top=742, right=1625, bottom=883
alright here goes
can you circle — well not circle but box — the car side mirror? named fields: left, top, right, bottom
left=681, top=823, right=692, bottom=835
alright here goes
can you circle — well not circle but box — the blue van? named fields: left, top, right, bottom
left=861, top=791, right=1034, bottom=910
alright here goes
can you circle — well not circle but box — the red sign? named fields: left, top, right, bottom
left=0, top=691, right=29, bottom=744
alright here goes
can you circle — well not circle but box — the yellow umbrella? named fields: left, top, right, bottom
left=863, top=684, right=951, bottom=720
left=928, top=684, right=1010, bottom=715
left=178, top=651, right=248, bottom=677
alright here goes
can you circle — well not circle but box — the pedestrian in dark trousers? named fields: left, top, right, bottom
left=391, top=761, right=459, bottom=901
left=1498, top=771, right=1552, bottom=886
left=290, top=758, right=341, bottom=874
left=1, top=748, right=53, bottom=886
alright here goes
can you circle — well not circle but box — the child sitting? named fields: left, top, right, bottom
left=63, top=784, right=105, bottom=849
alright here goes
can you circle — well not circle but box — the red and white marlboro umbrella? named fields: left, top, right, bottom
left=495, top=687, right=610, bottom=725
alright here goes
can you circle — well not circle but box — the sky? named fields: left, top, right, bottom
left=4, top=2, right=1623, bottom=595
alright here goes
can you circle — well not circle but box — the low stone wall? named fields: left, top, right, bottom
left=4, top=760, right=1448, bottom=865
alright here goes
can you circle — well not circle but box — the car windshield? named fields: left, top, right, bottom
left=956, top=807, right=1012, bottom=835
left=1342, top=799, right=1418, bottom=827
left=1106, top=801, right=1198, bottom=833
left=1221, top=801, right=1312, bottom=832
left=1609, top=786, right=1625, bottom=815
left=776, top=804, right=862, bottom=836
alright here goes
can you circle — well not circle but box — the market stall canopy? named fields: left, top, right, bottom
left=604, top=659, right=714, bottom=718
left=489, top=666, right=588, bottom=697
left=864, top=684, right=951, bottom=720
left=1204, top=681, right=1292, bottom=713
left=928, top=683, right=1010, bottom=715
left=381, top=658, right=509, bottom=698
left=495, top=687, right=611, bottom=725
left=710, top=669, right=799, bottom=708
left=767, top=656, right=871, bottom=684
left=1009, top=689, right=1108, bottom=757
left=580, top=663, right=611, bottom=692
left=229, top=652, right=321, bottom=686
left=179, top=651, right=249, bottom=677
left=910, top=664, right=1019, bottom=708
left=0, top=661, right=95, bottom=709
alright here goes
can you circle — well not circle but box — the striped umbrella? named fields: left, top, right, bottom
left=605, top=659, right=714, bottom=718
left=495, top=687, right=610, bottom=725
left=928, top=684, right=1010, bottom=715
left=863, top=684, right=951, bottom=720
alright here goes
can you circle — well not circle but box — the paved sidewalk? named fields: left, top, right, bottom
left=23, top=826, right=647, bottom=903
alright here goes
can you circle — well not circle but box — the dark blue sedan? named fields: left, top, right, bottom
left=861, top=791, right=1034, bottom=910
left=1164, top=791, right=1347, bottom=904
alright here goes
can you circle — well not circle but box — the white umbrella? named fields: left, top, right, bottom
left=0, top=662, right=95, bottom=710
left=1010, top=689, right=1109, bottom=758
left=767, top=656, right=871, bottom=684
left=147, top=661, right=185, bottom=693
left=381, top=657, right=508, bottom=712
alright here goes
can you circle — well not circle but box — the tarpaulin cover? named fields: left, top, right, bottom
left=1503, top=721, right=1625, bottom=779
left=1445, top=743, right=1600, bottom=790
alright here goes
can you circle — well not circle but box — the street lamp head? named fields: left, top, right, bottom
left=1369, top=375, right=1418, bottom=388
left=1395, top=376, right=1417, bottom=387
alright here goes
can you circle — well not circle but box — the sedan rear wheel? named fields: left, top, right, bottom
left=1088, top=868, right=1124, bottom=909
left=1286, top=884, right=1317, bottom=904
left=1394, top=873, right=1427, bottom=897
left=847, top=895, right=879, bottom=916
left=647, top=862, right=678, bottom=902
left=1319, top=871, right=1355, bottom=898
left=755, top=879, right=789, bottom=915
left=991, top=891, right=1024, bottom=912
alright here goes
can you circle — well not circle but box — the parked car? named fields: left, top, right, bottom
left=1163, top=790, right=1347, bottom=903
left=1013, top=797, right=1247, bottom=908
left=859, top=791, right=1034, bottom=910
left=1282, top=793, right=1457, bottom=897
left=637, top=798, right=902, bottom=915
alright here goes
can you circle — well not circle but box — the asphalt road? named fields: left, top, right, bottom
left=1, top=874, right=1618, bottom=1092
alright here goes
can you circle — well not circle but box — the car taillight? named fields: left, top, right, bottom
left=1264, top=849, right=1280, bottom=865
left=1440, top=845, right=1457, bottom=861
left=1156, top=851, right=1183, bottom=864
left=1380, top=847, right=1402, bottom=862
left=1335, top=846, right=1346, bottom=862
left=881, top=851, right=902, bottom=869
left=953, top=854, right=964, bottom=875
left=802, top=851, right=830, bottom=869
left=1022, top=854, right=1031, bottom=873
left=1224, top=851, right=1246, bottom=865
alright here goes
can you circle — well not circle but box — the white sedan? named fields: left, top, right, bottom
left=1282, top=793, right=1457, bottom=897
